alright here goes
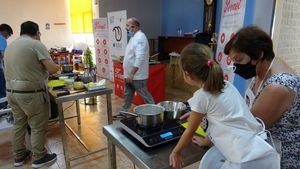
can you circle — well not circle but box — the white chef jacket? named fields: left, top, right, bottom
left=123, top=30, right=149, bottom=80
left=188, top=81, right=279, bottom=165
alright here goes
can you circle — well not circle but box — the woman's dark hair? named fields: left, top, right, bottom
left=20, top=21, right=39, bottom=36
left=180, top=43, right=225, bottom=94
left=0, top=24, right=13, bottom=35
left=224, top=25, right=275, bottom=61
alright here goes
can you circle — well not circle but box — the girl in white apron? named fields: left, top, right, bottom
left=169, top=43, right=280, bottom=169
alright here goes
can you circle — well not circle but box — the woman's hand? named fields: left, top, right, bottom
left=169, top=151, right=183, bottom=169
left=180, top=111, right=191, bottom=120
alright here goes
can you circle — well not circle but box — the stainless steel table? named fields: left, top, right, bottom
left=49, top=88, right=113, bottom=169
left=103, top=123, right=208, bottom=169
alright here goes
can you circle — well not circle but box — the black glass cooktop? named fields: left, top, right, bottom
left=120, top=117, right=185, bottom=147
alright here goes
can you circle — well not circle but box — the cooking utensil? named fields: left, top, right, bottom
left=120, top=104, right=165, bottom=128
left=61, top=64, right=73, bottom=73
left=120, top=111, right=138, bottom=117
left=157, top=101, right=187, bottom=120
left=149, top=53, right=159, bottom=59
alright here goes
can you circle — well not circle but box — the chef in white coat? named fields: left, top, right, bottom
left=120, top=17, right=154, bottom=111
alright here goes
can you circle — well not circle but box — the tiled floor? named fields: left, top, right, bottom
left=0, top=82, right=200, bottom=169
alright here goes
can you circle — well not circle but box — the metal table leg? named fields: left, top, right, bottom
left=107, top=139, right=116, bottom=169
left=58, top=103, right=71, bottom=169
left=65, top=123, right=89, bottom=151
left=106, top=94, right=112, bottom=124
left=76, top=100, right=81, bottom=125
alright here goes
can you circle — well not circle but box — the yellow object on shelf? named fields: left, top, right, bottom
left=48, top=80, right=67, bottom=88
left=180, top=122, right=206, bottom=137
left=84, top=79, right=106, bottom=91
left=73, top=81, right=85, bottom=90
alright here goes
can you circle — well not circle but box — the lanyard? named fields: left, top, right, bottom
left=256, top=58, right=275, bottom=94
left=245, top=58, right=275, bottom=109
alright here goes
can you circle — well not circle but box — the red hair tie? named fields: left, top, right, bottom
left=207, top=59, right=214, bottom=69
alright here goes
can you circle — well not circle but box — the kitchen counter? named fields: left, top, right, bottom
left=103, top=123, right=208, bottom=169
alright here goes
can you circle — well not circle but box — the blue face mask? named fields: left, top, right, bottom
left=127, top=31, right=134, bottom=37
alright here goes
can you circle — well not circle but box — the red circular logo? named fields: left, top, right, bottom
left=96, top=39, right=100, bottom=45
left=221, top=33, right=225, bottom=44
left=98, top=57, right=101, bottom=63
left=230, top=32, right=235, bottom=39
left=226, top=55, right=231, bottom=65
left=97, top=49, right=101, bottom=54
left=218, top=52, right=223, bottom=62
left=104, top=49, right=108, bottom=55
left=105, top=58, right=108, bottom=64
left=224, top=74, right=229, bottom=81
left=226, top=0, right=230, bottom=6
left=103, top=39, right=107, bottom=45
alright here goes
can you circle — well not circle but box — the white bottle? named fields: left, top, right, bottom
left=177, top=27, right=182, bottom=36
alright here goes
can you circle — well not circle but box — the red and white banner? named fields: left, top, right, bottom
left=216, top=0, right=246, bottom=83
left=93, top=18, right=109, bottom=78
left=107, top=10, right=127, bottom=81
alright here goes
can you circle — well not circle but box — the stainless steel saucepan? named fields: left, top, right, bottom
left=120, top=104, right=165, bottom=128
left=157, top=101, right=187, bottom=120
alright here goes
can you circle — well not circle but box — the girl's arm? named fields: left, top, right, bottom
left=169, top=112, right=204, bottom=169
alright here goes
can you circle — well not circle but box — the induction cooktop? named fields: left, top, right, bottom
left=120, top=117, right=185, bottom=147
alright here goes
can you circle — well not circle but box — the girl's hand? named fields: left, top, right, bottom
left=169, top=151, right=183, bottom=169
left=192, top=135, right=212, bottom=147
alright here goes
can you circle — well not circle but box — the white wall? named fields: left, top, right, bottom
left=272, top=0, right=300, bottom=73
left=0, top=0, right=73, bottom=49
left=253, top=0, right=275, bottom=34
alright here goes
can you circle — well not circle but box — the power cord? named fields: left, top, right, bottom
left=47, top=101, right=76, bottom=127
left=63, top=101, right=76, bottom=113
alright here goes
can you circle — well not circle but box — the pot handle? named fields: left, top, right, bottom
left=119, top=111, right=138, bottom=117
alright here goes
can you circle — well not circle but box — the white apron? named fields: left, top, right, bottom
left=199, top=145, right=280, bottom=169
left=199, top=59, right=280, bottom=169
left=199, top=122, right=280, bottom=169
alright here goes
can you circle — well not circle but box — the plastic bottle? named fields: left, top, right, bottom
left=177, top=27, right=182, bottom=36
left=83, top=67, right=90, bottom=83
left=90, top=67, right=96, bottom=82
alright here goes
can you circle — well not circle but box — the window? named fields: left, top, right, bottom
left=70, top=0, right=92, bottom=33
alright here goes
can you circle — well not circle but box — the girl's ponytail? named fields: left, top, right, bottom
left=204, top=60, right=225, bottom=94
left=180, top=43, right=225, bottom=94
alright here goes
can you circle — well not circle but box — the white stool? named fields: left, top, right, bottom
left=199, top=146, right=225, bottom=169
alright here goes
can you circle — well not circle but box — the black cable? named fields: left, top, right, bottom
left=62, top=101, right=76, bottom=113
left=47, top=101, right=76, bottom=127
